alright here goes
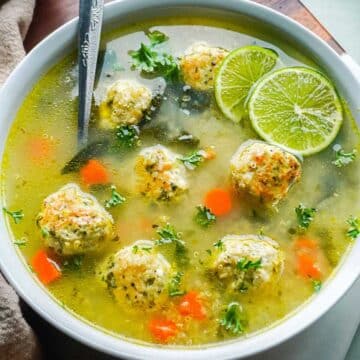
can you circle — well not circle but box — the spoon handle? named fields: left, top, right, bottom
left=78, top=0, right=104, bottom=147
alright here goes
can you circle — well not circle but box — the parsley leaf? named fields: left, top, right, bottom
left=156, top=223, right=189, bottom=266
left=3, top=207, right=24, bottom=224
left=346, top=216, right=359, bottom=240
left=237, top=258, right=262, bottom=270
left=312, top=280, right=322, bottom=292
left=295, top=204, right=317, bottom=229
left=116, top=125, right=140, bottom=148
left=105, top=186, right=126, bottom=209
left=129, top=30, right=179, bottom=82
left=194, top=206, right=216, bottom=227
left=332, top=144, right=357, bottom=168
left=219, top=302, right=246, bottom=335
left=168, top=271, right=185, bottom=297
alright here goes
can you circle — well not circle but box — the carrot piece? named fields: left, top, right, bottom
left=28, top=136, right=54, bottom=162
left=204, top=188, right=232, bottom=216
left=297, top=253, right=321, bottom=280
left=32, top=250, right=61, bottom=285
left=178, top=291, right=206, bottom=320
left=149, top=318, right=178, bottom=343
left=80, top=159, right=109, bottom=185
left=295, top=237, right=318, bottom=250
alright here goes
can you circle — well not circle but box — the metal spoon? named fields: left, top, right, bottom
left=78, top=0, right=104, bottom=147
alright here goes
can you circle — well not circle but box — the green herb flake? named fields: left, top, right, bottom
left=194, top=206, right=216, bottom=227
left=63, top=255, right=84, bottom=271
left=237, top=258, right=262, bottom=271
left=105, top=185, right=126, bottom=209
left=168, top=271, right=185, bottom=297
left=129, top=30, right=179, bottom=82
left=219, top=302, right=246, bottom=335
left=295, top=204, right=317, bottom=229
left=346, top=216, right=359, bottom=240
left=332, top=144, right=357, bottom=168
left=132, top=245, right=152, bottom=254
left=13, top=238, right=28, bottom=247
left=179, top=150, right=206, bottom=170
left=132, top=245, right=139, bottom=254
left=3, top=207, right=24, bottom=224
left=312, top=280, right=322, bottom=292
left=116, top=125, right=140, bottom=148
left=213, top=239, right=225, bottom=251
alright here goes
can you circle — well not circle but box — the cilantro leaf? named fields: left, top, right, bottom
left=332, top=144, right=357, bottom=168
left=116, top=125, right=140, bottom=148
left=219, top=302, right=246, bottom=335
left=237, top=258, right=262, bottom=270
left=168, top=271, right=185, bottom=297
left=105, top=185, right=126, bottom=209
left=295, top=204, right=317, bottom=229
left=129, top=30, right=179, bottom=82
left=194, top=206, right=216, bottom=227
left=346, top=216, right=359, bottom=240
left=3, top=207, right=24, bottom=224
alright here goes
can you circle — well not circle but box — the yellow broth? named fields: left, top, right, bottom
left=1, top=17, right=359, bottom=346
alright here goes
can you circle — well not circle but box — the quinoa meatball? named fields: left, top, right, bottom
left=98, top=79, right=152, bottom=129
left=135, top=144, right=188, bottom=201
left=230, top=140, right=301, bottom=205
left=212, top=234, right=284, bottom=292
left=180, top=42, right=228, bottom=91
left=104, top=240, right=172, bottom=309
left=37, top=183, right=114, bottom=255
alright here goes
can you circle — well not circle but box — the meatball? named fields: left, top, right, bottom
left=98, top=79, right=152, bottom=129
left=212, top=234, right=284, bottom=292
left=37, top=183, right=114, bottom=255
left=230, top=140, right=301, bottom=205
left=104, top=240, right=172, bottom=309
left=180, top=42, right=228, bottom=91
left=135, top=144, right=188, bottom=201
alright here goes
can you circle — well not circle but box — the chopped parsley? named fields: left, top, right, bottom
left=105, top=186, right=126, bottom=209
left=168, top=271, right=185, bottom=297
left=346, top=216, right=359, bottom=240
left=295, top=204, right=317, bottom=229
left=2, top=207, right=24, bottom=224
left=179, top=150, right=206, bottom=170
left=132, top=245, right=152, bottom=254
left=219, top=302, right=246, bottom=335
left=63, top=255, right=84, bottom=271
left=13, top=238, right=28, bottom=247
left=237, top=258, right=262, bottom=271
left=213, top=239, right=225, bottom=251
left=116, top=125, right=140, bottom=148
left=194, top=206, right=216, bottom=227
left=312, top=280, right=322, bottom=292
left=332, top=144, right=357, bottom=168
left=129, top=30, right=179, bottom=82
left=156, top=223, right=189, bottom=266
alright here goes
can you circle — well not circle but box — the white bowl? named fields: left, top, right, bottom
left=0, top=1, right=359, bottom=359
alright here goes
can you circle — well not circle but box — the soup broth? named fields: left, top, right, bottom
left=2, top=17, right=359, bottom=346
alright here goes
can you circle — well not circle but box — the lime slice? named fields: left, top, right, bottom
left=215, top=46, right=278, bottom=122
left=248, top=67, right=343, bottom=156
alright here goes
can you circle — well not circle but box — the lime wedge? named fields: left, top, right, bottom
left=215, top=46, right=278, bottom=122
left=248, top=67, right=343, bottom=156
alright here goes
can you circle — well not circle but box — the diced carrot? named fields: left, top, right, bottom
left=295, top=237, right=318, bottom=250
left=149, top=318, right=178, bottom=343
left=297, top=253, right=322, bottom=280
left=28, top=136, right=54, bottom=162
left=178, top=291, right=206, bottom=320
left=80, top=159, right=109, bottom=185
left=32, top=250, right=61, bottom=285
left=203, top=147, right=216, bottom=160
left=204, top=188, right=232, bottom=216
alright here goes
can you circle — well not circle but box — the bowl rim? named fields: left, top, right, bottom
left=0, top=0, right=359, bottom=359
